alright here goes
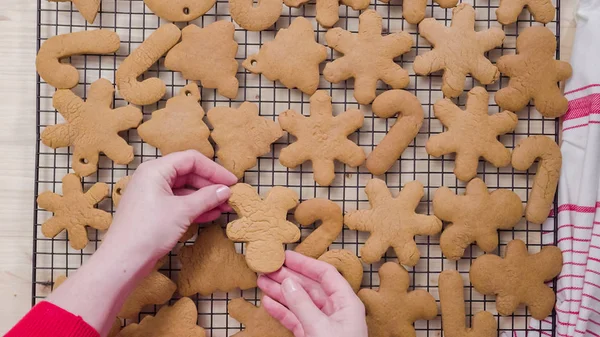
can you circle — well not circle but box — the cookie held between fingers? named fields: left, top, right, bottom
left=358, top=262, right=438, bottom=337
left=165, top=22, right=239, bottom=99
left=42, top=78, right=143, bottom=176
left=242, top=17, right=327, bottom=95
left=138, top=83, right=213, bottom=158
left=378, top=0, right=458, bottom=24
left=207, top=102, right=283, bottom=179
left=344, top=179, right=442, bottom=266
left=36, top=29, right=120, bottom=89
left=512, top=136, right=561, bottom=225
left=116, top=24, right=181, bottom=106
left=117, top=297, right=205, bottom=337
left=178, top=224, right=257, bottom=296
left=228, top=298, right=293, bottom=337
left=426, top=87, right=518, bottom=182
left=433, top=178, right=524, bottom=260
left=49, top=0, right=101, bottom=23
left=143, top=0, right=216, bottom=22
left=414, top=4, right=505, bottom=98
left=229, top=0, right=283, bottom=31
left=495, top=26, right=572, bottom=118
left=367, top=90, right=424, bottom=175
left=439, top=270, right=497, bottom=337
left=470, top=239, right=563, bottom=320
left=37, top=174, right=112, bottom=250
left=323, top=10, right=413, bottom=105
left=226, top=184, right=300, bottom=273
left=496, top=0, right=556, bottom=25
left=283, top=0, right=369, bottom=28
left=278, top=90, right=365, bottom=186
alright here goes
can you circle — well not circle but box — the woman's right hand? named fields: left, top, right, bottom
left=257, top=251, right=368, bottom=337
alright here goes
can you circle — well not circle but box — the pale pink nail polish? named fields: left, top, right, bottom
left=216, top=186, right=231, bottom=201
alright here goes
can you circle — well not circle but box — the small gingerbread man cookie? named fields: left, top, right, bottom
left=496, top=0, right=555, bottom=25
left=323, top=10, right=413, bottom=105
left=414, top=4, right=505, bottom=98
left=344, top=179, right=442, bottom=266
left=278, top=91, right=365, bottom=186
left=426, top=87, right=518, bottom=182
left=495, top=26, right=572, bottom=118
left=379, top=0, right=458, bottom=24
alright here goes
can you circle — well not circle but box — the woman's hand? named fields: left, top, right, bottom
left=103, top=150, right=238, bottom=263
left=258, top=251, right=368, bottom=337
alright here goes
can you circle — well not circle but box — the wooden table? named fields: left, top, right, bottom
left=0, top=0, right=579, bottom=333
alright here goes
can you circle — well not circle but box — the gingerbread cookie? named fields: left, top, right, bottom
left=512, top=136, right=561, bottom=224
left=470, top=239, right=562, bottom=320
left=229, top=0, right=282, bottom=31
left=324, top=10, right=413, bottom=105
left=228, top=298, right=293, bottom=337
left=379, top=0, right=458, bottom=24
left=439, top=270, right=497, bottom=337
left=112, top=175, right=131, bottom=207
left=294, top=198, right=343, bottom=259
left=179, top=224, right=257, bottom=296
left=42, top=78, right=143, bottom=176
left=278, top=90, right=365, bottom=186
left=242, top=17, right=326, bottom=95
left=143, top=0, right=216, bottom=22
left=367, top=90, right=424, bottom=175
left=496, top=26, right=572, bottom=118
left=358, top=262, right=437, bottom=337
left=226, top=184, right=300, bottom=273
left=36, top=30, right=120, bottom=89
left=433, top=178, right=524, bottom=260
left=497, top=0, right=555, bottom=25
left=49, top=0, right=101, bottom=23
left=344, top=179, right=442, bottom=266
left=118, top=261, right=177, bottom=319
left=414, top=4, right=505, bottom=98
left=116, top=24, right=181, bottom=105
left=283, top=0, right=369, bottom=28
left=318, top=249, right=363, bottom=293
left=426, top=87, right=518, bottom=182
left=165, top=22, right=239, bottom=99
left=37, top=173, right=111, bottom=250
left=207, top=102, right=283, bottom=179
left=138, top=83, right=213, bottom=157
left=118, top=297, right=205, bottom=337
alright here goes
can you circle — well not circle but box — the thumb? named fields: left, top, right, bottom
left=177, top=184, right=231, bottom=221
left=281, top=278, right=327, bottom=327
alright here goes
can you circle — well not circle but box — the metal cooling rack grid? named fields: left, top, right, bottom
left=34, top=0, right=561, bottom=335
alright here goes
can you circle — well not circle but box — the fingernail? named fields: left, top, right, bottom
left=216, top=186, right=231, bottom=202
left=282, top=278, right=298, bottom=293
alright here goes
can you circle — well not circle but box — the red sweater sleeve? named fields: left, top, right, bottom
left=6, top=301, right=100, bottom=337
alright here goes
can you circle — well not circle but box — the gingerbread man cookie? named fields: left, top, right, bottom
left=228, top=298, right=293, bottom=337
left=226, top=183, right=300, bottom=273
left=165, top=22, right=239, bottom=99
left=433, top=178, right=524, bottom=260
left=42, top=78, right=143, bottom=176
left=143, top=0, right=216, bottom=22
left=414, top=4, right=505, bottom=98
left=426, top=87, right=518, bottom=182
left=512, top=136, right=561, bottom=225
left=283, top=0, right=369, bottom=28
left=323, top=10, right=413, bottom=105
left=278, top=90, right=365, bottom=186
left=138, top=83, right=213, bottom=158
left=367, top=90, right=424, bottom=175
left=49, top=0, right=101, bottom=23
left=358, top=262, right=438, bottom=337
left=344, top=179, right=442, bottom=266
left=497, top=0, right=555, bottom=25
left=118, top=297, right=205, bottom=337
left=439, top=270, right=497, bottom=337
left=207, top=102, right=283, bottom=179
left=242, top=17, right=327, bottom=95
left=36, top=29, right=120, bottom=89
left=37, top=173, right=112, bottom=250
left=178, top=224, right=257, bottom=296
left=379, top=0, right=459, bottom=24
left=470, top=239, right=563, bottom=320
left=495, top=26, right=572, bottom=118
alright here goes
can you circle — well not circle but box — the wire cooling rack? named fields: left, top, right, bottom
left=34, top=0, right=561, bottom=335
